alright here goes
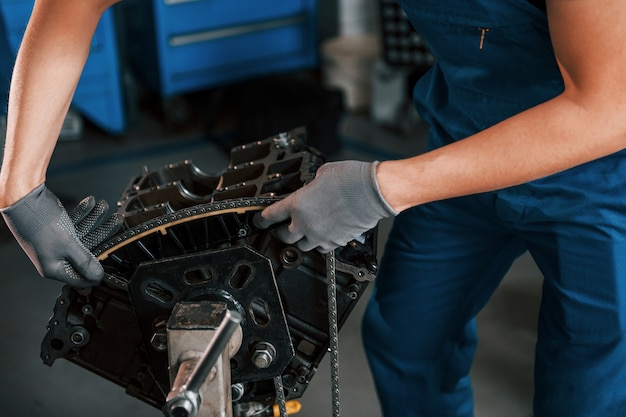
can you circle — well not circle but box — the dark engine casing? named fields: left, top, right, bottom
left=41, top=128, right=378, bottom=411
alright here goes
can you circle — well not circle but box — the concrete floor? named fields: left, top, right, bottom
left=0, top=93, right=542, bottom=417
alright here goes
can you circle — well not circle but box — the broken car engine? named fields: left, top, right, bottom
left=40, top=128, right=378, bottom=417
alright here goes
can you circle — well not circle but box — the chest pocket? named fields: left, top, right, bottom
left=397, top=0, right=563, bottom=140
left=414, top=6, right=558, bottom=95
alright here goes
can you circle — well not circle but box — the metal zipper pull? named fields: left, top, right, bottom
left=478, top=27, right=490, bottom=50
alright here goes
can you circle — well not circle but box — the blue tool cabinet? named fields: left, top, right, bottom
left=0, top=10, right=11, bottom=115
left=0, top=0, right=126, bottom=134
left=117, top=0, right=319, bottom=98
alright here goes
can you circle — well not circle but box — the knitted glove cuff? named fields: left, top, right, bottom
left=369, top=161, right=399, bottom=217
left=336, top=161, right=398, bottom=223
left=0, top=183, right=61, bottom=238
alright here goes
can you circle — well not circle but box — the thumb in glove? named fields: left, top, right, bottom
left=253, top=160, right=397, bottom=253
left=1, top=184, right=121, bottom=287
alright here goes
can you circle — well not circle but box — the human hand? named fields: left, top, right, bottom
left=1, top=184, right=121, bottom=287
left=253, top=160, right=397, bottom=252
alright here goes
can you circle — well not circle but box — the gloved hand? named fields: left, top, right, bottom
left=1, top=183, right=121, bottom=287
left=253, top=160, right=398, bottom=252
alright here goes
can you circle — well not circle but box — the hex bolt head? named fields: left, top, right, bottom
left=150, top=332, right=168, bottom=352
left=252, top=342, right=276, bottom=369
left=231, top=383, right=245, bottom=401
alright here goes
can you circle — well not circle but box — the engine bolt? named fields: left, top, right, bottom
left=151, top=332, right=168, bottom=352
left=231, top=383, right=245, bottom=401
left=252, top=342, right=276, bottom=369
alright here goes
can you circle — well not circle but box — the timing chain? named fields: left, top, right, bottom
left=272, top=251, right=341, bottom=417
left=326, top=250, right=341, bottom=417
left=273, top=375, right=288, bottom=417
left=268, top=208, right=344, bottom=417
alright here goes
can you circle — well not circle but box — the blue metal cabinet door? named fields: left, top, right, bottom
left=0, top=0, right=126, bottom=134
left=0, top=9, right=12, bottom=115
left=154, top=0, right=319, bottom=95
left=72, top=9, right=126, bottom=134
left=119, top=0, right=318, bottom=97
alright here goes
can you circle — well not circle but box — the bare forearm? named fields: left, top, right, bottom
left=378, top=0, right=626, bottom=212
left=378, top=93, right=626, bottom=212
left=0, top=0, right=115, bottom=207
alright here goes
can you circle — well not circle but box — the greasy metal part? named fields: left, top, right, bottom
left=40, top=127, right=379, bottom=415
left=127, top=245, right=294, bottom=387
left=232, top=383, right=245, bottom=402
left=163, top=302, right=243, bottom=417
left=326, top=251, right=341, bottom=417
left=97, top=199, right=276, bottom=291
left=166, top=361, right=200, bottom=417
left=252, top=342, right=277, bottom=369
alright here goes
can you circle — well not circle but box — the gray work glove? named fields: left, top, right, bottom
left=253, top=160, right=398, bottom=253
left=1, top=183, right=121, bottom=287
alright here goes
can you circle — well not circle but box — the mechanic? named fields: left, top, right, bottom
left=1, top=0, right=626, bottom=416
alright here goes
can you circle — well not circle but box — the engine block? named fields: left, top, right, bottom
left=40, top=128, right=378, bottom=415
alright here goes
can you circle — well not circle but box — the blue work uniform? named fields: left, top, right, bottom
left=362, top=1, right=626, bottom=416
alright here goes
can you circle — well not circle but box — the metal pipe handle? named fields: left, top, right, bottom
left=164, top=308, right=243, bottom=417
left=186, top=309, right=242, bottom=394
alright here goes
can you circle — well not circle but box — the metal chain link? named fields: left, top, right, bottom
left=273, top=375, right=288, bottom=417
left=326, top=251, right=341, bottom=417
left=272, top=251, right=340, bottom=417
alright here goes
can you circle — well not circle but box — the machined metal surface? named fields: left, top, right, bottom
left=40, top=128, right=378, bottom=415
left=163, top=302, right=243, bottom=417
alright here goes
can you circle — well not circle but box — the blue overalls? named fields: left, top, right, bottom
left=362, top=1, right=626, bottom=416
